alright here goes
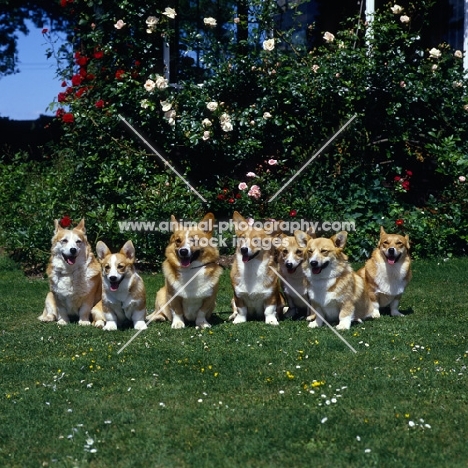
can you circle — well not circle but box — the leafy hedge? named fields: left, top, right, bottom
left=1, top=0, right=467, bottom=269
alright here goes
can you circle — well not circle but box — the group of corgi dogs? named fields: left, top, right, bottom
left=38, top=211, right=412, bottom=331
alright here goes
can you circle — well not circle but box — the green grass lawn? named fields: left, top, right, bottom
left=1, top=255, right=467, bottom=467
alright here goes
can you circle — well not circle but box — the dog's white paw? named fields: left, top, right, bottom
left=391, top=310, right=404, bottom=317
left=233, top=315, right=247, bottom=324
left=38, top=314, right=55, bottom=322
left=94, top=320, right=105, bottom=329
left=265, top=316, right=279, bottom=326
left=57, top=319, right=68, bottom=326
left=371, top=309, right=381, bottom=319
left=103, top=322, right=118, bottom=331
left=78, top=320, right=91, bottom=326
left=196, top=320, right=211, bottom=329
left=336, top=322, right=351, bottom=331
left=171, top=321, right=185, bottom=329
left=308, top=320, right=319, bottom=328
left=134, top=321, right=148, bottom=330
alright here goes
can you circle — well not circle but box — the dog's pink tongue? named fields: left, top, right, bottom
left=387, top=258, right=396, bottom=265
left=67, top=257, right=76, bottom=265
left=242, top=255, right=250, bottom=263
left=181, top=258, right=191, bottom=267
left=110, top=282, right=119, bottom=292
left=312, top=267, right=322, bottom=275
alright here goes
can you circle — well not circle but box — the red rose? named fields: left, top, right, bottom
left=401, top=180, right=410, bottom=191
left=62, top=113, right=74, bottom=123
left=94, top=50, right=104, bottom=59
left=75, top=87, right=87, bottom=98
left=228, top=198, right=235, bottom=204
left=217, top=194, right=225, bottom=200
left=289, top=209, right=297, bottom=217
left=115, top=69, right=125, bottom=80
left=86, top=73, right=95, bottom=81
left=394, top=176, right=401, bottom=182
left=60, top=0, right=67, bottom=6
left=395, top=219, right=404, bottom=226
left=42, top=28, right=48, bottom=34
left=60, top=215, right=72, bottom=228
left=55, top=108, right=65, bottom=118
left=76, top=56, right=88, bottom=66
left=57, top=92, right=67, bottom=103
left=61, top=80, right=67, bottom=87
left=71, top=74, right=83, bottom=86
left=235, top=193, right=242, bottom=199
left=406, top=170, right=413, bottom=177
left=95, top=99, right=105, bottom=108
left=79, top=68, right=87, bottom=78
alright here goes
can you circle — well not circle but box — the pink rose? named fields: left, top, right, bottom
left=246, top=172, right=257, bottom=178
left=268, top=159, right=278, bottom=166
left=248, top=185, right=261, bottom=199
left=238, top=182, right=248, bottom=190
left=459, top=176, right=466, bottom=182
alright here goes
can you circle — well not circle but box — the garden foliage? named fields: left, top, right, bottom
left=0, top=0, right=467, bottom=268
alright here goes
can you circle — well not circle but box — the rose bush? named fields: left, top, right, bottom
left=1, top=0, right=467, bottom=267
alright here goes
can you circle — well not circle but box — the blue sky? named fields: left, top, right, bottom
left=0, top=21, right=63, bottom=121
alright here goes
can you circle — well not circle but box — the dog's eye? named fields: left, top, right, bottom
left=382, top=241, right=389, bottom=247
left=61, top=239, right=68, bottom=244
left=282, top=249, right=288, bottom=255
left=396, top=241, right=403, bottom=246
left=104, top=265, right=110, bottom=272
left=76, top=239, right=82, bottom=244
left=117, top=264, right=125, bottom=270
left=320, top=249, right=328, bottom=255
left=296, top=250, right=303, bottom=256
left=175, top=237, right=182, bottom=245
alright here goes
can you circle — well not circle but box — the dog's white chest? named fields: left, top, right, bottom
left=375, top=262, right=408, bottom=297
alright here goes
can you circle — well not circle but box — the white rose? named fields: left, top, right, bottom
left=220, top=113, right=231, bottom=124
left=144, top=79, right=156, bottom=92
left=114, top=19, right=126, bottom=30
left=202, top=118, right=212, bottom=127
left=160, top=101, right=172, bottom=112
left=202, top=131, right=210, bottom=140
left=429, top=48, right=442, bottom=59
left=204, top=17, right=217, bottom=28
left=155, top=75, right=168, bottom=89
left=400, top=15, right=410, bottom=23
left=221, top=121, right=233, bottom=132
left=163, top=7, right=177, bottom=19
left=262, top=39, right=275, bottom=51
left=391, top=5, right=403, bottom=14
left=207, top=101, right=218, bottom=111
left=454, top=50, right=463, bottom=59
left=323, top=31, right=335, bottom=43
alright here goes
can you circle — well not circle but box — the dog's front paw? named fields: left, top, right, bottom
left=103, top=322, right=118, bottom=331
left=134, top=321, right=148, bottom=331
left=78, top=320, right=91, bottom=326
left=308, top=320, right=319, bottom=328
left=265, top=316, right=279, bottom=326
left=38, top=314, right=55, bottom=322
left=391, top=310, right=404, bottom=317
left=371, top=309, right=381, bottom=319
left=57, top=319, right=68, bottom=326
left=94, top=320, right=105, bottom=329
left=196, top=319, right=211, bottom=329
left=233, top=315, right=247, bottom=324
left=171, top=320, right=185, bottom=329
left=336, top=322, right=351, bottom=331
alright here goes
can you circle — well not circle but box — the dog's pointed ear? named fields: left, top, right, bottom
left=405, top=235, right=410, bottom=249
left=121, top=240, right=135, bottom=260
left=170, top=215, right=181, bottom=232
left=198, top=212, right=215, bottom=234
left=332, top=231, right=348, bottom=249
left=96, top=241, right=111, bottom=261
left=232, top=211, right=247, bottom=236
left=54, top=219, right=63, bottom=233
left=75, top=219, right=86, bottom=233
left=294, top=230, right=309, bottom=248
left=380, top=226, right=387, bottom=238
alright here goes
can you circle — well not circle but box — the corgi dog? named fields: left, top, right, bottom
left=146, top=213, right=223, bottom=329
left=300, top=230, right=377, bottom=330
left=91, top=240, right=147, bottom=331
left=38, top=219, right=104, bottom=327
left=229, top=211, right=284, bottom=325
left=275, top=231, right=314, bottom=320
left=358, top=226, right=412, bottom=317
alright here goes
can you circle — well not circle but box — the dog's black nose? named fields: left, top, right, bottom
left=310, top=260, right=318, bottom=268
left=70, top=248, right=77, bottom=255
left=286, top=262, right=294, bottom=269
left=109, top=276, right=118, bottom=282
left=240, top=247, right=249, bottom=255
left=388, top=248, right=395, bottom=256
left=179, top=248, right=189, bottom=257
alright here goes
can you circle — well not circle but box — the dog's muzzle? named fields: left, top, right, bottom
left=62, top=253, right=77, bottom=265
left=310, top=260, right=329, bottom=275
left=385, top=248, right=401, bottom=265
left=285, top=261, right=298, bottom=274
left=240, top=247, right=259, bottom=263
left=109, top=275, right=125, bottom=292
left=178, top=248, right=200, bottom=267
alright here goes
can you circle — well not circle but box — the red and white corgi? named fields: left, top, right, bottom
left=275, top=231, right=312, bottom=320
left=229, top=211, right=284, bottom=325
left=302, top=231, right=377, bottom=330
left=91, top=240, right=147, bottom=330
left=38, top=219, right=104, bottom=327
left=358, top=226, right=412, bottom=317
left=146, top=213, right=223, bottom=329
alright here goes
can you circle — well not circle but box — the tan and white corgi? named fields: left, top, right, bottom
left=146, top=213, right=223, bottom=329
left=301, top=231, right=377, bottom=330
left=229, top=211, right=284, bottom=325
left=275, top=231, right=313, bottom=320
left=91, top=240, right=147, bottom=330
left=38, top=219, right=104, bottom=327
left=358, top=226, right=412, bottom=317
